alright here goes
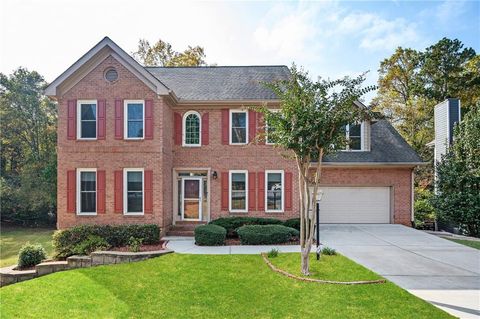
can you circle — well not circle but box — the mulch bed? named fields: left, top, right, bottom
left=109, top=240, right=167, bottom=252
left=225, top=238, right=300, bottom=246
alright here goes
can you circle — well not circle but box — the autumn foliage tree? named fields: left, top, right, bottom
left=255, top=66, right=373, bottom=275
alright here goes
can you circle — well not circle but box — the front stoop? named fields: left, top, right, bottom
left=167, top=221, right=205, bottom=237
left=0, top=249, right=173, bottom=287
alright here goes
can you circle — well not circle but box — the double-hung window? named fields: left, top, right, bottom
left=124, top=169, right=144, bottom=215
left=124, top=100, right=144, bottom=139
left=183, top=111, right=201, bottom=146
left=77, top=168, right=96, bottom=215
left=265, top=170, right=284, bottom=212
left=229, top=170, right=248, bottom=212
left=77, top=100, right=97, bottom=139
left=230, top=110, right=248, bottom=144
left=345, top=122, right=363, bottom=151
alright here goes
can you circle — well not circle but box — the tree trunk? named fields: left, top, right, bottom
left=301, top=246, right=310, bottom=275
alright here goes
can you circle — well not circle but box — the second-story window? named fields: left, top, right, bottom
left=230, top=110, right=248, bottom=145
left=77, top=100, right=97, bottom=139
left=124, top=100, right=144, bottom=139
left=183, top=111, right=201, bottom=146
left=345, top=123, right=363, bottom=151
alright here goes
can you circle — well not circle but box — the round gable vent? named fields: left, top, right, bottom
left=104, top=68, right=118, bottom=82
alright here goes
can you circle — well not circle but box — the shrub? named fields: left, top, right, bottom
left=18, top=243, right=47, bottom=268
left=128, top=236, right=143, bottom=252
left=209, top=217, right=284, bottom=238
left=283, top=218, right=300, bottom=231
left=53, top=224, right=160, bottom=258
left=321, top=247, right=336, bottom=255
left=237, top=225, right=299, bottom=245
left=267, top=248, right=279, bottom=258
left=72, top=235, right=110, bottom=255
left=195, top=224, right=227, bottom=246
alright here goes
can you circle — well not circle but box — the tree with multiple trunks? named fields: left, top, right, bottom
left=254, top=66, right=374, bottom=275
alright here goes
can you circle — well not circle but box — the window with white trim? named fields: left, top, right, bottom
left=77, top=100, right=97, bottom=139
left=183, top=111, right=201, bottom=146
left=124, top=169, right=144, bottom=215
left=345, top=122, right=363, bottom=151
left=230, top=110, right=248, bottom=144
left=77, top=168, right=96, bottom=215
left=229, top=170, right=248, bottom=212
left=124, top=100, right=144, bottom=139
left=265, top=170, right=284, bottom=212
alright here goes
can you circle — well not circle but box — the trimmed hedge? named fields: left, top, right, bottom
left=195, top=224, right=227, bottom=246
left=237, top=225, right=299, bottom=245
left=53, top=224, right=160, bottom=258
left=283, top=218, right=300, bottom=231
left=209, top=217, right=284, bottom=238
left=18, top=243, right=47, bottom=268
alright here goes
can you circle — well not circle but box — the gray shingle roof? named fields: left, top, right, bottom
left=146, top=66, right=290, bottom=101
left=324, top=120, right=423, bottom=164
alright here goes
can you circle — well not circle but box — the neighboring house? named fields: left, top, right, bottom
left=45, top=37, right=423, bottom=234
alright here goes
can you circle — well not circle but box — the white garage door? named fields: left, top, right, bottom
left=319, top=187, right=391, bottom=223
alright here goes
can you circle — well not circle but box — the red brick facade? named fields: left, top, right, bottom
left=56, top=54, right=414, bottom=232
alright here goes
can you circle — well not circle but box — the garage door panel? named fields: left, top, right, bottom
left=319, top=187, right=390, bottom=224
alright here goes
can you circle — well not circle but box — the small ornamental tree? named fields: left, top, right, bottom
left=432, top=104, right=480, bottom=237
left=254, top=65, right=374, bottom=275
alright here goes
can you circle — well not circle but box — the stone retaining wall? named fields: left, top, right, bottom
left=0, top=249, right=172, bottom=287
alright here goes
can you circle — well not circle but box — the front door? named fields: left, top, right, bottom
left=181, top=177, right=202, bottom=221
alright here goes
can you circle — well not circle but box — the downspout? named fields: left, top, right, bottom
left=411, top=169, right=415, bottom=227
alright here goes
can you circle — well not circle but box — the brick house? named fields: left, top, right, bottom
left=45, top=37, right=423, bottom=234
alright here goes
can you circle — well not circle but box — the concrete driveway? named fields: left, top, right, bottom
left=319, top=224, right=480, bottom=319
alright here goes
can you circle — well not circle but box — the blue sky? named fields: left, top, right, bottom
left=1, top=0, right=479, bottom=102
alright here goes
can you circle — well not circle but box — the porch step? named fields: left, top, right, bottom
left=175, top=221, right=206, bottom=225
left=166, top=230, right=195, bottom=237
left=167, top=221, right=206, bottom=237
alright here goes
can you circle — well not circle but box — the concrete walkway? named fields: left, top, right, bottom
left=164, top=224, right=480, bottom=319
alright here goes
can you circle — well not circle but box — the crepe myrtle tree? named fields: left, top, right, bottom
left=253, top=65, right=374, bottom=275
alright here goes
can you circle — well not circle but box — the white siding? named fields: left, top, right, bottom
left=434, top=100, right=449, bottom=163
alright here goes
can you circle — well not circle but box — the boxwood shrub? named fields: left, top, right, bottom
left=237, top=225, right=299, bottom=245
left=53, top=224, right=160, bottom=258
left=209, top=217, right=284, bottom=238
left=194, top=224, right=227, bottom=246
left=18, top=243, right=47, bottom=268
left=283, top=218, right=300, bottom=231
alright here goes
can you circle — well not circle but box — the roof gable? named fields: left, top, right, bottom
left=45, top=37, right=170, bottom=97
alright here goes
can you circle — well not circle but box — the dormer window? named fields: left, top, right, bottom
left=345, top=122, right=364, bottom=151
left=183, top=111, right=201, bottom=146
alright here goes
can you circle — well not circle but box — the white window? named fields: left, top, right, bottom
left=77, top=168, right=97, bottom=215
left=77, top=100, right=97, bottom=140
left=183, top=111, right=201, bottom=146
left=265, top=170, right=284, bottom=212
left=265, top=109, right=279, bottom=145
left=124, top=100, right=144, bottom=139
left=229, top=170, right=248, bottom=212
left=345, top=122, right=364, bottom=151
left=124, top=168, right=144, bottom=215
left=230, top=110, right=248, bottom=145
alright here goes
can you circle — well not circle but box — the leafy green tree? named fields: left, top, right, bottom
left=432, top=104, right=480, bottom=236
left=256, top=66, right=373, bottom=275
left=132, top=38, right=207, bottom=67
left=0, top=68, right=57, bottom=226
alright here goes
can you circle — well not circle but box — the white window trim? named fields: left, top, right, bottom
left=229, top=110, right=248, bottom=145
left=76, top=168, right=97, bottom=215
left=123, top=168, right=144, bottom=215
left=124, top=100, right=145, bottom=140
left=182, top=111, right=201, bottom=147
left=77, top=100, right=97, bottom=140
left=343, top=121, right=365, bottom=152
left=229, top=170, right=248, bottom=213
left=265, top=109, right=279, bottom=145
left=265, top=170, right=284, bottom=213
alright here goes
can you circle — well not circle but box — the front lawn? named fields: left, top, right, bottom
left=0, top=253, right=452, bottom=318
left=0, top=226, right=55, bottom=267
left=444, top=237, right=480, bottom=250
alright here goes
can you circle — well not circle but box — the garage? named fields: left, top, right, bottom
left=319, top=187, right=391, bottom=223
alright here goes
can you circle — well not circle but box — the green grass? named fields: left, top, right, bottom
left=0, top=226, right=55, bottom=267
left=444, top=237, right=480, bottom=249
left=0, top=253, right=452, bottom=318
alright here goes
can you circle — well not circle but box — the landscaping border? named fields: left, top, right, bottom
left=261, top=253, right=386, bottom=285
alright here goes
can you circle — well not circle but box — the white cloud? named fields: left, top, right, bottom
left=435, top=0, right=467, bottom=21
